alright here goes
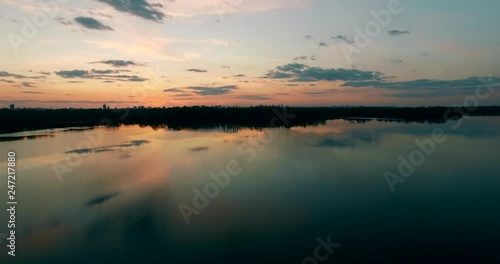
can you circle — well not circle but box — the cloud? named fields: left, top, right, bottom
left=86, top=9, right=114, bottom=19
left=164, top=88, right=184, bottom=93
left=55, top=70, right=90, bottom=78
left=265, top=71, right=294, bottom=79
left=342, top=76, right=500, bottom=95
left=74, top=16, right=113, bottom=31
left=0, top=99, right=139, bottom=105
left=318, top=41, right=328, bottom=47
left=39, top=71, right=51, bottom=75
left=22, top=91, right=44, bottom=94
left=331, top=35, right=355, bottom=44
left=0, top=71, right=26, bottom=79
left=304, top=35, right=313, bottom=39
left=91, top=60, right=144, bottom=67
left=55, top=16, right=73, bottom=25
left=390, top=58, right=403, bottom=64
left=388, top=30, right=411, bottom=36
left=172, top=93, right=193, bottom=98
left=21, top=82, right=36, bottom=87
left=304, top=92, right=325, bottom=95
left=96, top=0, right=168, bottom=23
left=186, top=68, right=207, bottom=73
left=276, top=63, right=309, bottom=73
left=55, top=69, right=148, bottom=82
left=0, top=79, right=15, bottom=83
left=238, top=95, right=272, bottom=100
left=293, top=56, right=309, bottom=61
left=0, top=71, right=45, bottom=80
left=128, top=76, right=147, bottom=82
left=188, top=85, right=237, bottom=95
left=233, top=74, right=246, bottom=77
left=264, top=63, right=385, bottom=82
left=91, top=69, right=118, bottom=74
left=164, top=85, right=238, bottom=96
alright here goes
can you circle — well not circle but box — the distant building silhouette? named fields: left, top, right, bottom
left=103, top=104, right=106, bottom=110
left=9, top=104, right=14, bottom=110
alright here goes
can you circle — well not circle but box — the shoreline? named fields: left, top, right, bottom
left=1, top=105, right=500, bottom=134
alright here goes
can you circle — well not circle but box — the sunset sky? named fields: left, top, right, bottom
left=1, top=0, right=500, bottom=108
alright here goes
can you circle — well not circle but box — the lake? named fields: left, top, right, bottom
left=1, top=117, right=499, bottom=263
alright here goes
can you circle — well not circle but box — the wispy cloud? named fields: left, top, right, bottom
left=164, top=88, right=184, bottom=93
left=54, top=70, right=89, bottom=78
left=238, top=95, right=272, bottom=100
left=331, top=35, right=355, bottom=44
left=188, top=85, right=238, bottom=96
left=55, top=16, right=73, bottom=26
left=186, top=68, right=207, bottom=73
left=388, top=30, right=411, bottom=36
left=21, top=82, right=36, bottom=87
left=164, top=85, right=238, bottom=96
left=0, top=79, right=15, bottom=83
left=0, top=71, right=29, bottom=79
left=91, top=60, right=144, bottom=67
left=74, top=16, right=113, bottom=31
left=293, top=56, right=308, bottom=61
left=0, top=71, right=45, bottom=80
left=55, top=69, right=147, bottom=82
left=96, top=0, right=168, bottom=23
left=264, top=63, right=385, bottom=82
left=91, top=69, right=127, bottom=74
left=0, top=99, right=139, bottom=105
left=343, top=76, right=500, bottom=91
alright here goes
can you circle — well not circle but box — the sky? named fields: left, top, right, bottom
left=1, top=0, right=500, bottom=108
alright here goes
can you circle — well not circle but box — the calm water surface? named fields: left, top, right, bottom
left=1, top=117, right=500, bottom=263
